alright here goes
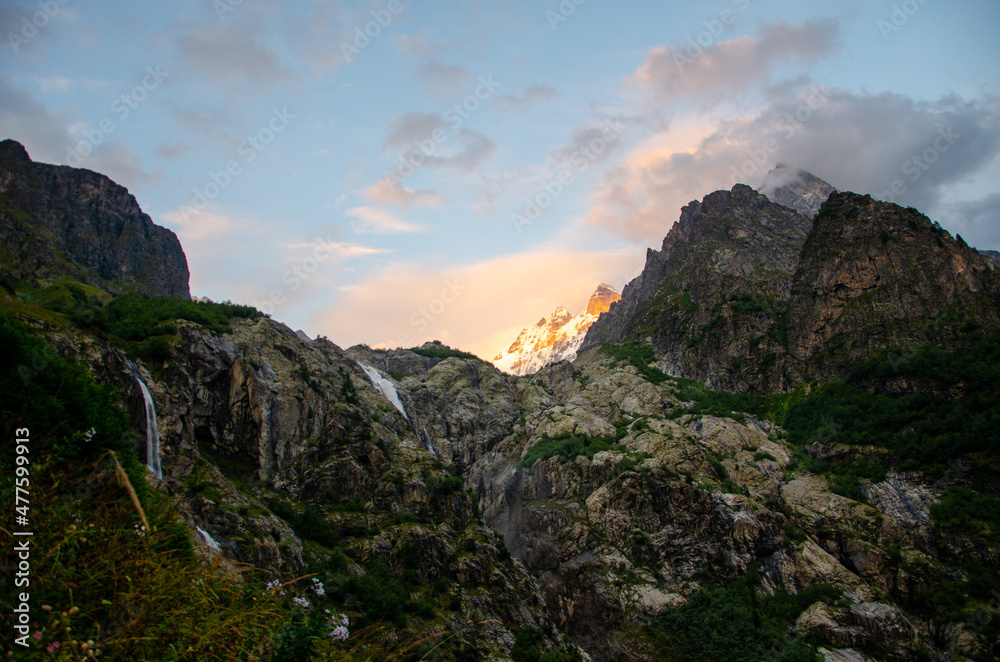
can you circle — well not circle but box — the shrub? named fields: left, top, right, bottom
left=519, top=433, right=616, bottom=468
left=651, top=572, right=837, bottom=662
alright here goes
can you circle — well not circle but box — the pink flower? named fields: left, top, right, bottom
left=47, top=641, right=61, bottom=652
left=33, top=631, right=42, bottom=640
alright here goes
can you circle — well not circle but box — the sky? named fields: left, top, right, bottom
left=2, top=0, right=999, bottom=359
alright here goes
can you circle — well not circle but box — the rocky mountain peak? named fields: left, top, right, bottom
left=586, top=282, right=621, bottom=316
left=760, top=163, right=836, bottom=218
left=0, top=140, right=190, bottom=298
left=493, top=283, right=621, bottom=376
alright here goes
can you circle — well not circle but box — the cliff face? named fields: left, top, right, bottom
left=582, top=182, right=1000, bottom=392
left=0, top=140, right=190, bottom=298
left=582, top=183, right=811, bottom=392
left=785, top=192, right=1000, bottom=384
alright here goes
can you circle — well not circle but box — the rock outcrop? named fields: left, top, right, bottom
left=0, top=139, right=190, bottom=298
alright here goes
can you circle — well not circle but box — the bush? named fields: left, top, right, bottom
left=931, top=486, right=1000, bottom=539
left=519, top=433, right=616, bottom=468
left=440, top=475, right=464, bottom=495
left=93, top=293, right=261, bottom=356
left=408, top=346, right=480, bottom=361
left=651, top=572, right=837, bottom=662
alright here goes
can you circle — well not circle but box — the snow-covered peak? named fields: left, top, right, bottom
left=493, top=284, right=621, bottom=376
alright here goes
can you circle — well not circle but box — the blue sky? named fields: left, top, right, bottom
left=3, top=0, right=999, bottom=358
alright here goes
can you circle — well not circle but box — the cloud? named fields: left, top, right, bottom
left=0, top=1, right=74, bottom=57
left=631, top=19, right=840, bottom=104
left=364, top=176, right=446, bottom=208
left=393, top=30, right=444, bottom=58
left=345, top=206, right=428, bottom=234
left=585, top=89, right=1000, bottom=246
left=416, top=61, right=472, bottom=99
left=0, top=75, right=71, bottom=162
left=280, top=239, right=389, bottom=257
left=177, top=21, right=295, bottom=94
left=155, top=142, right=194, bottom=160
left=939, top=192, right=1000, bottom=251
left=383, top=111, right=447, bottom=151
left=0, top=76, right=161, bottom=191
left=493, top=84, right=557, bottom=112
left=308, top=248, right=645, bottom=359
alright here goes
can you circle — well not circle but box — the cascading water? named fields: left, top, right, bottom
left=135, top=378, right=163, bottom=479
left=358, top=363, right=408, bottom=420
left=196, top=526, right=222, bottom=551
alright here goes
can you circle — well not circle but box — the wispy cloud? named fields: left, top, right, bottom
left=631, top=19, right=840, bottom=104
left=364, top=176, right=447, bottom=208
left=345, top=206, right=429, bottom=234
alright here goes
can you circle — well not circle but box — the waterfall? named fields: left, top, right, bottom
left=422, top=428, right=438, bottom=457
left=358, top=363, right=408, bottom=420
left=196, top=526, right=222, bottom=551
left=135, top=378, right=163, bottom=479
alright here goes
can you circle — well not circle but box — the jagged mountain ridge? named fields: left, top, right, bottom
left=492, top=283, right=621, bottom=376
left=582, top=169, right=1000, bottom=392
left=0, top=139, right=190, bottom=298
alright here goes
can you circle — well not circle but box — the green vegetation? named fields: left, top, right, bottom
left=599, top=342, right=768, bottom=423
left=931, top=486, right=1000, bottom=540
left=519, top=432, right=616, bottom=468
left=511, top=627, right=579, bottom=662
left=408, top=345, right=480, bottom=361
left=90, top=293, right=261, bottom=361
left=0, top=314, right=137, bottom=476
left=666, top=376, right=767, bottom=423
left=599, top=342, right=669, bottom=384
left=0, top=314, right=293, bottom=661
left=780, top=331, right=1000, bottom=478
left=650, top=571, right=839, bottom=662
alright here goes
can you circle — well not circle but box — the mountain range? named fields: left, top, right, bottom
left=2, top=139, right=999, bottom=662
left=492, top=283, right=621, bottom=376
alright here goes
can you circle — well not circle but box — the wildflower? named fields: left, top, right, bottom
left=311, top=577, right=326, bottom=597
left=134, top=525, right=146, bottom=537
left=293, top=597, right=311, bottom=609
left=328, top=613, right=350, bottom=640
left=46, top=642, right=60, bottom=653
left=264, top=579, right=284, bottom=596
left=82, top=428, right=96, bottom=443
left=33, top=632, right=42, bottom=640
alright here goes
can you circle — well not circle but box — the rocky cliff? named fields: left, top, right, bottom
left=582, top=175, right=1000, bottom=393
left=581, top=182, right=813, bottom=392
left=0, top=139, right=190, bottom=298
left=494, top=283, right=621, bottom=376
